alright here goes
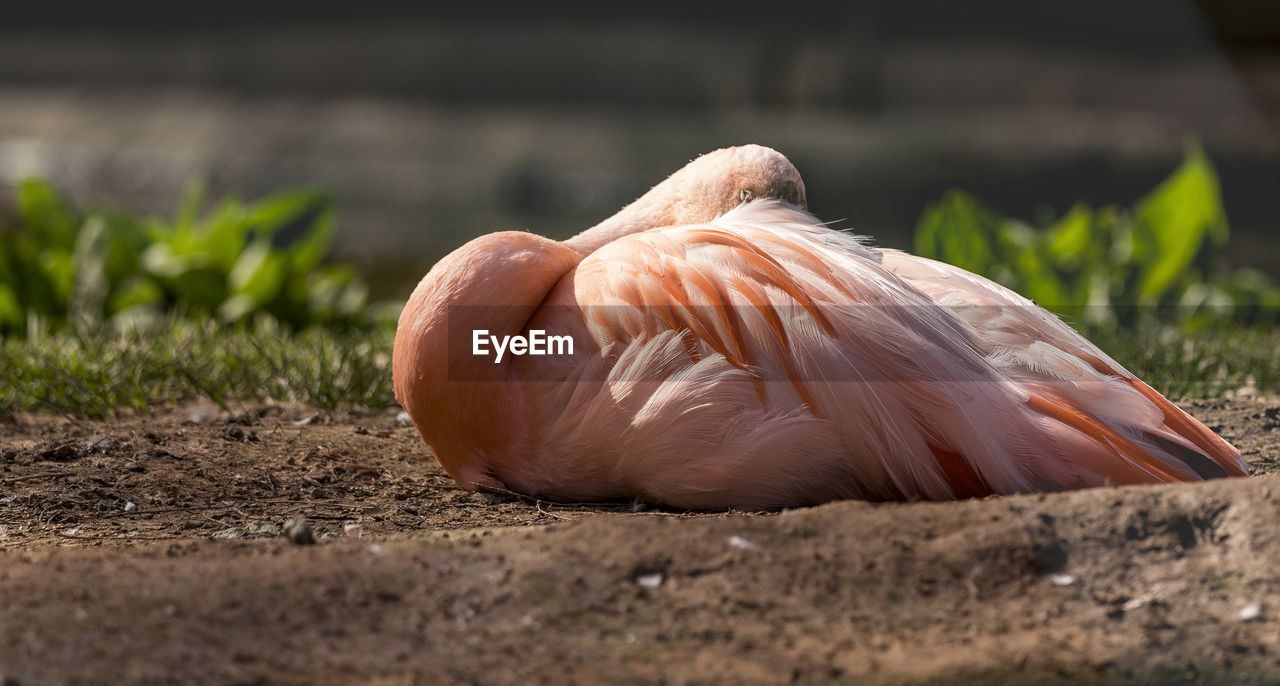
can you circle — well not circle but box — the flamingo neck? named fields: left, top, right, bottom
left=565, top=193, right=671, bottom=255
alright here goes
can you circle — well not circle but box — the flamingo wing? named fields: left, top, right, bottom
left=879, top=249, right=1247, bottom=481
left=536, top=200, right=1242, bottom=507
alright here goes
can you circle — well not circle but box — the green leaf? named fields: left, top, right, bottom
left=168, top=269, right=226, bottom=314
left=108, top=276, right=165, bottom=313
left=1045, top=203, right=1092, bottom=269
left=1132, top=143, right=1227, bottom=304
left=141, top=243, right=224, bottom=312
left=0, top=234, right=15, bottom=289
left=1, top=177, right=375, bottom=335
left=915, top=191, right=1001, bottom=276
left=245, top=190, right=331, bottom=239
left=99, top=212, right=151, bottom=288
left=305, top=265, right=364, bottom=321
left=199, top=199, right=251, bottom=271
left=335, top=279, right=368, bottom=317
left=1219, top=268, right=1280, bottom=325
left=285, top=199, right=337, bottom=277
left=217, top=293, right=258, bottom=323
left=0, top=283, right=22, bottom=330
left=38, top=249, right=76, bottom=306
left=8, top=236, right=60, bottom=320
left=175, top=177, right=208, bottom=233
left=228, top=238, right=287, bottom=306
left=915, top=147, right=1277, bottom=330
left=141, top=243, right=214, bottom=278
left=17, top=178, right=80, bottom=250
left=1015, top=247, right=1069, bottom=309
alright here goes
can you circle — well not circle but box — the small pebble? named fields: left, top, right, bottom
left=635, top=572, right=664, bottom=589
left=1122, top=596, right=1150, bottom=612
left=343, top=521, right=363, bottom=539
left=84, top=435, right=114, bottom=452
left=124, top=501, right=137, bottom=512
left=726, top=535, right=755, bottom=550
left=1239, top=603, right=1262, bottom=622
left=395, top=410, right=412, bottom=425
left=185, top=401, right=218, bottom=424
left=283, top=519, right=317, bottom=545
left=1051, top=574, right=1074, bottom=587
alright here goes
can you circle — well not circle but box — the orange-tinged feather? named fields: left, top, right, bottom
left=1127, top=378, right=1247, bottom=477
left=927, top=442, right=994, bottom=499
left=1026, top=394, right=1194, bottom=483
left=683, top=228, right=838, bottom=337
left=1067, top=351, right=1243, bottom=478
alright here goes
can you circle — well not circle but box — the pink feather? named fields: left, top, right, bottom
left=393, top=146, right=1246, bottom=510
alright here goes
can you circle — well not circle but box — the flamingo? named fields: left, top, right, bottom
left=393, top=145, right=1247, bottom=510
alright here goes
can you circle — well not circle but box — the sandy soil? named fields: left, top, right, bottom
left=1, top=397, right=1279, bottom=685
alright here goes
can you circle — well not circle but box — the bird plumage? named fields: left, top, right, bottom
left=393, top=146, right=1246, bottom=510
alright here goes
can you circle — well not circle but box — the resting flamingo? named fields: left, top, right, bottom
left=393, top=145, right=1246, bottom=510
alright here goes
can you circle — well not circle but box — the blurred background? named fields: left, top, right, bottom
left=1, top=0, right=1278, bottom=301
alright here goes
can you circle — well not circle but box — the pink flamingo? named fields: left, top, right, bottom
left=393, top=145, right=1246, bottom=509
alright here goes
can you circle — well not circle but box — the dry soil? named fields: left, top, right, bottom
left=1, top=397, right=1279, bottom=685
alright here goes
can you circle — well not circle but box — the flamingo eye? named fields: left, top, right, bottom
left=739, top=188, right=755, bottom=203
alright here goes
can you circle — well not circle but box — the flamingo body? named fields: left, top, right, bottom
left=393, top=146, right=1246, bottom=510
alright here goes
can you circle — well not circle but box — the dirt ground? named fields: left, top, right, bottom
left=1, top=396, right=1279, bottom=685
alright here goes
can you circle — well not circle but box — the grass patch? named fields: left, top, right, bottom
left=1, top=319, right=395, bottom=419
left=1083, top=324, right=1279, bottom=400
left=1, top=318, right=1274, bottom=420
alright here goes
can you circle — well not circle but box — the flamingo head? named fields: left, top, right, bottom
left=664, top=144, right=807, bottom=220
left=566, top=144, right=807, bottom=253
